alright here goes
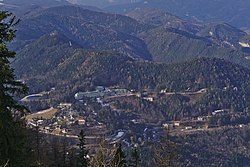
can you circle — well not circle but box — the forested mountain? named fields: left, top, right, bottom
left=61, top=54, right=250, bottom=92
left=14, top=48, right=250, bottom=119
left=176, top=126, right=250, bottom=166
left=3, top=2, right=250, bottom=166
left=11, top=5, right=250, bottom=70
left=197, top=23, right=247, bottom=47
left=127, top=8, right=202, bottom=34
left=129, top=8, right=248, bottom=48
left=13, top=32, right=81, bottom=78
left=125, top=8, right=250, bottom=67
left=127, top=8, right=249, bottom=44
left=140, top=26, right=250, bottom=67
left=12, top=5, right=152, bottom=60
left=106, top=0, right=250, bottom=29
left=15, top=49, right=250, bottom=96
left=11, top=5, right=250, bottom=99
left=0, top=0, right=70, bottom=15
left=9, top=3, right=250, bottom=114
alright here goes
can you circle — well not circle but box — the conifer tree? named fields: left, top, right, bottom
left=128, top=147, right=140, bottom=167
left=0, top=11, right=29, bottom=166
left=91, top=144, right=105, bottom=167
left=78, top=130, right=89, bottom=167
left=111, top=144, right=127, bottom=167
left=153, top=130, right=180, bottom=167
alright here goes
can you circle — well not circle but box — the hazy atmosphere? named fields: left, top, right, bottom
left=0, top=0, right=250, bottom=166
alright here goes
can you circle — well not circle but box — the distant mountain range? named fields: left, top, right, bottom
left=7, top=4, right=249, bottom=99
left=127, top=8, right=250, bottom=66
left=67, top=0, right=142, bottom=7
left=106, top=0, right=250, bottom=30
left=4, top=2, right=250, bottom=165
left=4, top=0, right=250, bottom=31
left=12, top=5, right=152, bottom=60
left=0, top=0, right=70, bottom=15
left=11, top=6, right=250, bottom=70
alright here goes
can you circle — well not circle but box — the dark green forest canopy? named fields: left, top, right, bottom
left=0, top=11, right=29, bottom=166
left=16, top=49, right=250, bottom=101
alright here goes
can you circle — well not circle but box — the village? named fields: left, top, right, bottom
left=23, top=85, right=250, bottom=148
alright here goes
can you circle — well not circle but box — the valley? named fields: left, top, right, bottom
left=23, top=81, right=250, bottom=165
left=1, top=0, right=250, bottom=166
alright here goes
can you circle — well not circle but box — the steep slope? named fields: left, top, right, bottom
left=13, top=5, right=250, bottom=69
left=125, top=8, right=250, bottom=68
left=127, top=8, right=250, bottom=47
left=197, top=23, right=247, bottom=47
left=13, top=32, right=81, bottom=78
left=53, top=53, right=250, bottom=116
left=15, top=47, right=250, bottom=115
left=13, top=5, right=152, bottom=60
left=139, top=26, right=250, bottom=68
left=24, top=5, right=149, bottom=35
left=20, top=50, right=250, bottom=93
left=77, top=55, right=250, bottom=91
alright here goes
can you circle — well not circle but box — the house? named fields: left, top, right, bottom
left=212, top=109, right=225, bottom=115
left=197, top=117, right=203, bottom=121
left=37, top=120, right=44, bottom=125
left=160, top=89, right=168, bottom=93
left=27, top=121, right=37, bottom=127
left=131, top=119, right=139, bottom=124
left=143, top=97, right=154, bottom=102
left=59, top=103, right=72, bottom=109
left=62, top=129, right=67, bottom=134
left=113, top=89, right=131, bottom=96
left=75, top=87, right=131, bottom=100
left=75, top=92, right=84, bottom=100
left=163, top=123, right=174, bottom=129
left=76, top=118, right=85, bottom=125
left=45, top=126, right=50, bottom=130
left=185, top=126, right=192, bottom=130
left=173, top=121, right=180, bottom=127
left=52, top=128, right=61, bottom=135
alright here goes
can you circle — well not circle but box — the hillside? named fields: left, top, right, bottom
left=10, top=5, right=250, bottom=70
left=11, top=5, right=250, bottom=90
left=125, top=8, right=250, bottom=68
left=13, top=32, right=81, bottom=78
left=139, top=26, right=250, bottom=67
left=16, top=50, right=250, bottom=95
left=127, top=8, right=202, bottom=34
left=127, top=8, right=249, bottom=45
left=106, top=0, right=250, bottom=29
left=75, top=54, right=250, bottom=92
left=15, top=50, right=250, bottom=119
left=13, top=5, right=152, bottom=60
left=3, top=2, right=250, bottom=166
left=0, top=0, right=70, bottom=15
left=197, top=23, right=247, bottom=47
